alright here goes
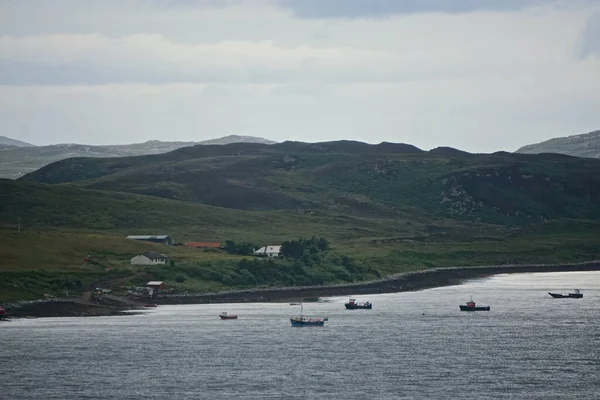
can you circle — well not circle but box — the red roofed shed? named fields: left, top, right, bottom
left=183, top=242, right=223, bottom=249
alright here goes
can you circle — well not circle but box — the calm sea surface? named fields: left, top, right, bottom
left=2, top=271, right=600, bottom=399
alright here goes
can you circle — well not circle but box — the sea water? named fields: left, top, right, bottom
left=2, top=271, right=599, bottom=399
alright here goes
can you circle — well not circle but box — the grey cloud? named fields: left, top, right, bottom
left=277, top=0, right=588, bottom=18
left=146, top=0, right=243, bottom=9
left=270, top=83, right=332, bottom=97
left=0, top=0, right=249, bottom=39
left=0, top=58, right=481, bottom=86
left=579, top=13, right=600, bottom=58
left=0, top=61, right=277, bottom=86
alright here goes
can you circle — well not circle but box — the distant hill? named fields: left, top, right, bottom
left=19, top=140, right=600, bottom=224
left=0, top=136, right=35, bottom=148
left=515, top=130, right=600, bottom=158
left=0, top=135, right=275, bottom=179
left=199, top=135, right=276, bottom=145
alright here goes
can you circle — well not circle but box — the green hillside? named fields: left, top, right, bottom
left=21, top=141, right=600, bottom=223
left=4, top=140, right=600, bottom=303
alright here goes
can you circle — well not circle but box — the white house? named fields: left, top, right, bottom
left=253, top=245, right=281, bottom=258
left=131, top=251, right=168, bottom=265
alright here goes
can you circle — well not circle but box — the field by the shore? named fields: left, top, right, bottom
left=2, top=226, right=600, bottom=304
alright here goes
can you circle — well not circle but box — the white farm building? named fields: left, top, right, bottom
left=131, top=251, right=168, bottom=265
left=253, top=245, right=281, bottom=258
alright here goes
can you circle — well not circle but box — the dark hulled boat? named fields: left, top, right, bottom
left=219, top=312, right=238, bottom=320
left=548, top=289, right=583, bottom=299
left=344, top=298, right=372, bottom=310
left=459, top=298, right=490, bottom=312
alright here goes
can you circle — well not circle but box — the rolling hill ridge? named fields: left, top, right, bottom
left=0, top=134, right=276, bottom=179
left=0, top=135, right=35, bottom=149
left=20, top=140, right=600, bottom=224
left=516, top=130, right=600, bottom=159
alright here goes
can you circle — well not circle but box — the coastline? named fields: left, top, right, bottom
left=156, top=260, right=600, bottom=305
left=4, top=260, right=600, bottom=318
left=4, top=299, right=140, bottom=319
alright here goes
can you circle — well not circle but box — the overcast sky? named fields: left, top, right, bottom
left=1, top=0, right=599, bottom=152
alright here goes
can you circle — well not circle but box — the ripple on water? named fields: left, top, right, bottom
left=2, top=271, right=600, bottom=400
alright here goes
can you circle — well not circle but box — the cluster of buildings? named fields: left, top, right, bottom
left=126, top=234, right=282, bottom=265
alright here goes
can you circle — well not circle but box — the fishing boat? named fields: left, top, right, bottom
left=219, top=312, right=238, bottom=320
left=290, top=303, right=326, bottom=326
left=548, top=289, right=583, bottom=299
left=459, top=297, right=490, bottom=312
left=344, top=298, right=372, bottom=310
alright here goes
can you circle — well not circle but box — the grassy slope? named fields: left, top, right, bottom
left=3, top=178, right=600, bottom=303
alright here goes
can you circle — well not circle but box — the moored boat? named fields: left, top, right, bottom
left=290, top=315, right=326, bottom=326
left=290, top=303, right=326, bottom=326
left=548, top=289, right=583, bottom=299
left=0, top=306, right=7, bottom=320
left=144, top=303, right=157, bottom=307
left=459, top=297, right=490, bottom=312
left=219, top=312, right=238, bottom=320
left=344, top=298, right=372, bottom=310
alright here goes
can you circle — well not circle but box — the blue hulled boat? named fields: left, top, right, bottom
left=290, top=303, right=327, bottom=326
left=290, top=315, right=326, bottom=326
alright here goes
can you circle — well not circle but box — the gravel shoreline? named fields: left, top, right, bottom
left=4, top=299, right=139, bottom=318
left=156, top=260, right=600, bottom=304
left=4, top=260, right=600, bottom=317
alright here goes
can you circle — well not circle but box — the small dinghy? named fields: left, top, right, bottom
left=219, top=312, right=238, bottom=320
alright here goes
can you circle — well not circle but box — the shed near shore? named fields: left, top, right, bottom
left=146, top=281, right=167, bottom=291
